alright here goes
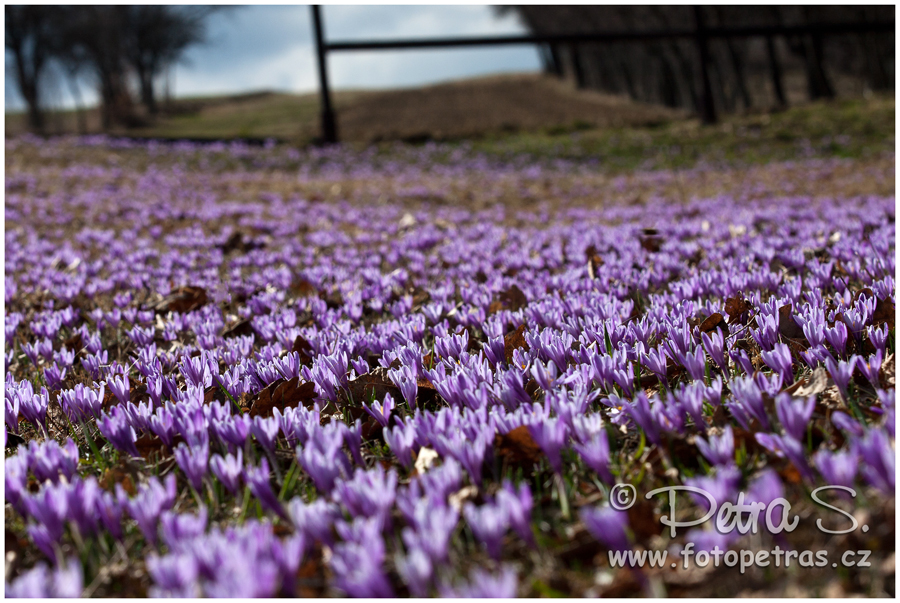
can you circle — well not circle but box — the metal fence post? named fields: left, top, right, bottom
left=312, top=5, right=338, bottom=144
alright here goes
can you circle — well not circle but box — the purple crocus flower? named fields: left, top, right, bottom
left=397, top=548, right=433, bottom=597
left=27, top=438, right=79, bottom=483
left=868, top=324, right=889, bottom=357
left=813, top=448, right=858, bottom=489
left=573, top=432, right=613, bottom=483
left=825, top=356, right=858, bottom=402
left=96, top=490, right=124, bottom=542
left=332, top=517, right=393, bottom=597
left=700, top=328, right=728, bottom=372
left=65, top=477, right=104, bottom=538
left=5, top=385, right=20, bottom=435
left=343, top=418, right=364, bottom=466
left=108, top=372, right=130, bottom=405
left=5, top=557, right=83, bottom=598
left=761, top=342, right=794, bottom=384
left=159, top=508, right=208, bottom=548
left=496, top=480, right=535, bottom=547
left=745, top=469, right=784, bottom=507
left=831, top=411, right=865, bottom=437
left=463, top=501, right=509, bottom=560
left=58, top=383, right=105, bottom=423
left=751, top=313, right=779, bottom=351
left=213, top=413, right=250, bottom=449
left=97, top=406, right=140, bottom=458
left=251, top=415, right=280, bottom=454
left=623, top=392, right=662, bottom=445
left=855, top=429, right=894, bottom=495
left=243, top=457, right=287, bottom=519
left=856, top=350, right=883, bottom=389
left=755, top=433, right=814, bottom=481
left=400, top=499, right=459, bottom=563
left=824, top=321, right=848, bottom=357
left=288, top=497, right=340, bottom=546
left=174, top=442, right=209, bottom=493
left=119, top=474, right=177, bottom=546
left=363, top=393, right=394, bottom=428
left=580, top=506, right=631, bottom=552
left=149, top=405, right=177, bottom=449
left=209, top=449, right=244, bottom=495
left=684, top=465, right=742, bottom=513
left=729, top=348, right=754, bottom=375
left=641, top=346, right=670, bottom=388
left=383, top=420, right=417, bottom=470
left=440, top=566, right=518, bottom=598
left=146, top=552, right=200, bottom=598
left=389, top=365, right=418, bottom=409
left=19, top=384, right=50, bottom=436
left=775, top=393, right=815, bottom=441
left=333, top=465, right=397, bottom=528
left=5, top=453, right=29, bottom=515
left=695, top=426, right=735, bottom=467
left=23, top=481, right=69, bottom=551
left=42, top=363, right=67, bottom=390
left=680, top=348, right=707, bottom=382
left=528, top=417, right=569, bottom=474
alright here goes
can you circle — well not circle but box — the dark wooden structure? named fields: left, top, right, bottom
left=311, top=6, right=894, bottom=143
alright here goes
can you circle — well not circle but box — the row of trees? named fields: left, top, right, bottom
left=6, top=6, right=217, bottom=132
left=503, top=6, right=894, bottom=115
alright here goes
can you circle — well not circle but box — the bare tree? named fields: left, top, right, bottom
left=121, top=6, right=216, bottom=115
left=5, top=6, right=59, bottom=132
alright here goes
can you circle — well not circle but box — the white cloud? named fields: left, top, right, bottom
left=6, top=5, right=540, bottom=110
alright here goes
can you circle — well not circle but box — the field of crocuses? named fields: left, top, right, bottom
left=4, top=134, right=895, bottom=597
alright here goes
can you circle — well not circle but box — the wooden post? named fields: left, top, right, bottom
left=765, top=35, right=787, bottom=109
left=312, top=5, right=338, bottom=144
left=571, top=43, right=587, bottom=89
left=693, top=6, right=717, bottom=124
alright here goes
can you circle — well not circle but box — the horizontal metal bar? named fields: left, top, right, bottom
left=324, top=21, right=894, bottom=52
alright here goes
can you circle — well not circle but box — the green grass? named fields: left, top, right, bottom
left=7, top=92, right=893, bottom=174
left=470, top=94, right=895, bottom=171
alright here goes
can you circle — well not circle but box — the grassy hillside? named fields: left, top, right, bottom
left=6, top=74, right=894, bottom=174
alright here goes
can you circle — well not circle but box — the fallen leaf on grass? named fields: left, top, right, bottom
left=724, top=296, right=751, bottom=321
left=495, top=425, right=544, bottom=467
left=221, top=318, right=254, bottom=339
left=872, top=297, right=895, bottom=331
left=249, top=377, right=317, bottom=418
left=99, top=465, right=136, bottom=496
left=291, top=335, right=316, bottom=366
left=586, top=244, right=604, bottom=280
left=697, top=312, right=727, bottom=334
left=413, top=447, right=439, bottom=475
left=488, top=284, right=528, bottom=314
left=639, top=228, right=663, bottom=253
left=448, top=485, right=479, bottom=512
left=504, top=324, right=530, bottom=365
left=343, top=371, right=400, bottom=406
left=218, top=231, right=265, bottom=254
left=784, top=367, right=829, bottom=397
left=152, top=286, right=208, bottom=314
left=289, top=278, right=319, bottom=299
left=135, top=434, right=172, bottom=459
left=627, top=498, right=663, bottom=542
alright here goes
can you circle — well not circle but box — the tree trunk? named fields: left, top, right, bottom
left=13, top=54, right=44, bottom=132
left=139, top=70, right=157, bottom=115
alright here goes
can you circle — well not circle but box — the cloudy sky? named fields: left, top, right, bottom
left=5, top=5, right=542, bottom=111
